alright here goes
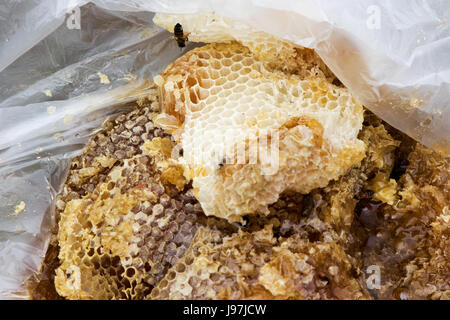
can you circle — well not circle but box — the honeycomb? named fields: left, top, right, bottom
left=148, top=224, right=370, bottom=300
left=147, top=115, right=401, bottom=300
left=29, top=89, right=235, bottom=300
left=29, top=103, right=449, bottom=300
left=361, top=143, right=450, bottom=300
left=153, top=40, right=365, bottom=222
left=146, top=113, right=448, bottom=300
left=27, top=13, right=448, bottom=299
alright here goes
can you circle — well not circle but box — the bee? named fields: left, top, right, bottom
left=173, top=23, right=188, bottom=48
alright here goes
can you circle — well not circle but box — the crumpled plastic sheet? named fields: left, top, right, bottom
left=0, top=0, right=449, bottom=299
left=0, top=1, right=199, bottom=299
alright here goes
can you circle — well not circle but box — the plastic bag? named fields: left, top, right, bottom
left=0, top=0, right=448, bottom=298
left=0, top=1, right=199, bottom=298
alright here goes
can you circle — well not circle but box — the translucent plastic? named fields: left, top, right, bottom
left=0, top=0, right=448, bottom=298
left=0, top=1, right=197, bottom=298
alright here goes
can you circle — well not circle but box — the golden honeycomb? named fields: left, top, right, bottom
left=27, top=14, right=449, bottom=299
left=28, top=90, right=235, bottom=300
left=148, top=224, right=371, bottom=300
left=361, top=143, right=450, bottom=300
left=154, top=41, right=365, bottom=222
left=147, top=114, right=403, bottom=300
left=29, top=103, right=449, bottom=299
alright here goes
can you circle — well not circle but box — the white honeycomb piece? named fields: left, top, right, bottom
left=153, top=15, right=366, bottom=222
